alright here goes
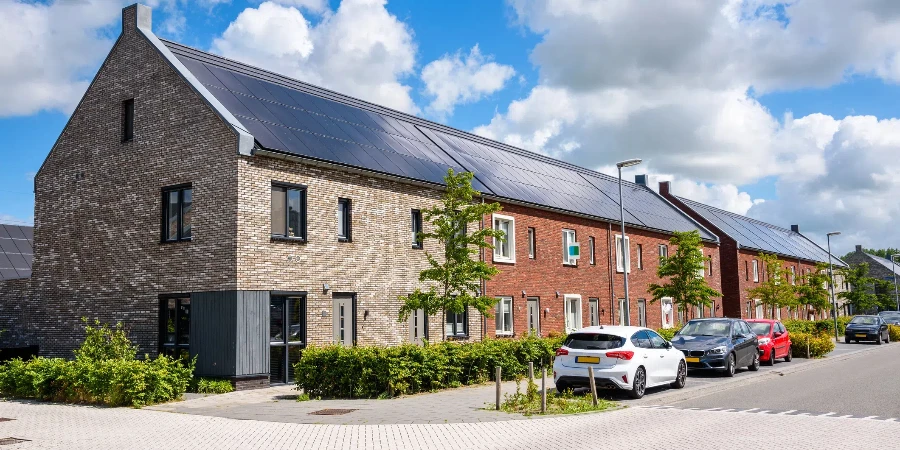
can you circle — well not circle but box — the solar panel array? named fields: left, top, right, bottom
left=865, top=253, right=900, bottom=276
left=676, top=197, right=840, bottom=264
left=0, top=225, right=33, bottom=281
left=164, top=41, right=715, bottom=241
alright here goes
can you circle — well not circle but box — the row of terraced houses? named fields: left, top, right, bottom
left=0, top=5, right=849, bottom=388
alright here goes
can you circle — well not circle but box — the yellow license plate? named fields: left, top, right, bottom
left=575, top=356, right=600, bottom=364
left=856, top=334, right=867, bottom=338
left=686, top=357, right=700, bottom=363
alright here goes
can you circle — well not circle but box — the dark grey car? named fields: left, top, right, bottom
left=845, top=315, right=890, bottom=344
left=877, top=311, right=900, bottom=326
left=671, top=318, right=760, bottom=377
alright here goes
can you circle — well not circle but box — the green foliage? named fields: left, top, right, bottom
left=783, top=317, right=852, bottom=337
left=497, top=377, right=615, bottom=416
left=842, top=247, right=900, bottom=261
left=873, top=278, right=898, bottom=311
left=398, top=169, right=504, bottom=336
left=655, top=326, right=682, bottom=341
left=796, top=263, right=832, bottom=314
left=648, top=230, right=721, bottom=313
left=789, top=332, right=835, bottom=358
left=0, top=321, right=194, bottom=407
left=190, top=378, right=234, bottom=394
left=295, top=335, right=565, bottom=399
left=747, top=253, right=797, bottom=317
left=889, top=325, right=900, bottom=342
left=838, top=263, right=881, bottom=312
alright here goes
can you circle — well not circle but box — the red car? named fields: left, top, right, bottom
left=746, top=319, right=792, bottom=365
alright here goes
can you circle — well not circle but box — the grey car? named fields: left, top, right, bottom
left=670, top=318, right=760, bottom=377
left=845, top=315, right=890, bottom=344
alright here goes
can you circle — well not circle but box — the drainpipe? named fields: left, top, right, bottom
left=607, top=222, right=616, bottom=324
left=480, top=196, right=486, bottom=341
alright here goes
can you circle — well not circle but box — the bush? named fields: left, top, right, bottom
left=656, top=327, right=682, bottom=341
left=190, top=378, right=234, bottom=394
left=790, top=332, right=835, bottom=358
left=889, top=325, right=900, bottom=343
left=0, top=320, right=194, bottom=407
left=295, top=335, right=563, bottom=399
left=783, top=317, right=854, bottom=337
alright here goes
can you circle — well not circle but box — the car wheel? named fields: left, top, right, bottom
left=555, top=381, right=570, bottom=395
left=877, top=335, right=883, bottom=345
left=885, top=332, right=890, bottom=344
left=627, top=367, right=646, bottom=399
left=765, top=349, right=775, bottom=366
left=723, top=353, right=736, bottom=377
left=670, top=360, right=686, bottom=389
left=845, top=337, right=853, bottom=344
left=784, top=346, right=792, bottom=362
left=748, top=351, right=760, bottom=371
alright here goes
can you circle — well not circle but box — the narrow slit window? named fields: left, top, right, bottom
left=527, top=227, right=536, bottom=259
left=337, top=198, right=352, bottom=242
left=411, top=209, right=423, bottom=249
left=122, top=98, right=134, bottom=142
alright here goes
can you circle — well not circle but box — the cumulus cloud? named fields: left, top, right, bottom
left=421, top=45, right=516, bottom=118
left=212, top=0, right=419, bottom=113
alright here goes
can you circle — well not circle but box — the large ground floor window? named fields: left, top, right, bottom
left=270, top=294, right=306, bottom=384
left=159, top=295, right=190, bottom=358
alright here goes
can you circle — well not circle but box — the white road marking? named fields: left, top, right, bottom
left=862, top=416, right=879, bottom=420
left=742, top=408, right=760, bottom=413
left=776, top=410, right=797, bottom=415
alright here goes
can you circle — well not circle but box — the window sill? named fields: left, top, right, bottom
left=495, top=333, right=514, bottom=338
left=412, top=244, right=423, bottom=250
left=338, top=237, right=352, bottom=243
left=272, top=236, right=307, bottom=244
left=160, top=238, right=192, bottom=245
left=493, top=258, right=516, bottom=265
left=445, top=334, right=469, bottom=341
left=563, top=263, right=578, bottom=267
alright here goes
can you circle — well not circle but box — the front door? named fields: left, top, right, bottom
left=409, top=308, right=426, bottom=345
left=270, top=294, right=305, bottom=384
left=333, top=295, right=354, bottom=346
left=588, top=298, right=599, bottom=326
left=526, top=297, right=540, bottom=336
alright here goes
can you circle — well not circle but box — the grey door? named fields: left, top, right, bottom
left=527, top=297, right=540, bottom=336
left=333, top=295, right=355, bottom=346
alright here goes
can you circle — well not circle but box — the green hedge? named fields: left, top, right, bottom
left=890, top=325, right=900, bottom=342
left=0, top=321, right=194, bottom=407
left=295, top=334, right=565, bottom=399
left=656, top=327, right=682, bottom=341
left=783, top=317, right=853, bottom=337
left=190, top=378, right=234, bottom=394
left=789, top=332, right=835, bottom=358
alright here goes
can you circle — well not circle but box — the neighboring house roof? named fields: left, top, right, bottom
left=674, top=196, right=844, bottom=266
left=0, top=224, right=33, bottom=281
left=864, top=252, right=900, bottom=277
left=159, top=39, right=717, bottom=241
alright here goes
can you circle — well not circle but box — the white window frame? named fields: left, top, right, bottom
left=638, top=299, right=647, bottom=327
left=661, top=298, right=674, bottom=329
left=790, top=266, right=796, bottom=285
left=527, top=227, right=536, bottom=259
left=615, top=235, right=631, bottom=273
left=562, top=229, right=577, bottom=266
left=564, top=294, right=582, bottom=333
left=617, top=298, right=627, bottom=325
left=495, top=296, right=513, bottom=336
left=637, top=244, right=643, bottom=269
left=755, top=299, right=763, bottom=319
left=752, top=260, right=759, bottom=282
left=659, top=244, right=668, bottom=260
left=492, top=214, right=515, bottom=263
left=589, top=236, right=596, bottom=265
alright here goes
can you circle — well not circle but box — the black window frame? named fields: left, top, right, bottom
left=271, top=181, right=308, bottom=242
left=161, top=184, right=193, bottom=243
left=122, top=98, right=134, bottom=142
left=159, top=294, right=190, bottom=358
left=411, top=209, right=423, bottom=249
left=337, top=198, right=352, bottom=242
left=269, top=292, right=307, bottom=384
left=446, top=308, right=469, bottom=338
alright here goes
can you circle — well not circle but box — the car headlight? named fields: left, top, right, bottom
left=758, top=338, right=771, bottom=345
left=706, top=346, right=726, bottom=355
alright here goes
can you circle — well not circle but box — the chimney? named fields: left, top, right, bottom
left=122, top=4, right=152, bottom=35
left=790, top=225, right=799, bottom=233
left=634, top=174, right=647, bottom=186
left=659, top=181, right=671, bottom=196
left=856, top=245, right=863, bottom=253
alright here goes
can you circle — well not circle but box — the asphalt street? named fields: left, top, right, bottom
left=669, top=342, right=900, bottom=418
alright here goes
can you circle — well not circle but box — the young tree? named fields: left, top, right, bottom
left=747, top=253, right=796, bottom=319
left=873, top=278, right=897, bottom=311
left=796, top=263, right=831, bottom=316
left=398, top=169, right=504, bottom=340
left=648, top=230, right=721, bottom=318
left=838, top=263, right=879, bottom=313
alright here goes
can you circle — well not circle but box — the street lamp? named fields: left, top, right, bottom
left=616, top=158, right=642, bottom=325
left=891, top=254, right=900, bottom=311
left=826, top=231, right=840, bottom=342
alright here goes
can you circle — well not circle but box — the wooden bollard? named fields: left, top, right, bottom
left=588, top=366, right=598, bottom=406
left=495, top=366, right=502, bottom=410
left=541, top=366, right=547, bottom=414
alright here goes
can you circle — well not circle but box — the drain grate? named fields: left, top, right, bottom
left=309, top=408, right=357, bottom=416
left=0, top=419, right=12, bottom=423
left=0, top=438, right=29, bottom=446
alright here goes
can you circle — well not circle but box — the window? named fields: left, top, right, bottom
left=159, top=296, right=190, bottom=358
left=527, top=227, right=536, bottom=259
left=588, top=298, right=599, bottom=326
left=618, top=298, right=627, bottom=325
left=615, top=235, right=631, bottom=273
left=162, top=185, right=192, bottom=242
left=337, top=198, right=352, bottom=241
left=270, top=294, right=305, bottom=384
left=527, top=297, right=540, bottom=336
left=695, top=304, right=703, bottom=318
left=661, top=298, right=674, bottom=329
left=708, top=256, right=713, bottom=276
left=446, top=309, right=468, bottom=337
left=630, top=330, right=652, bottom=349
left=658, top=244, right=668, bottom=261
left=637, top=244, right=643, bottom=269
left=755, top=299, right=763, bottom=318
left=411, top=209, right=423, bottom=249
left=790, top=266, right=796, bottom=285
left=638, top=298, right=647, bottom=327
left=271, top=183, right=307, bottom=240
left=589, top=237, right=596, bottom=265
left=495, top=297, right=513, bottom=335
left=752, top=260, right=759, bottom=282
left=745, top=261, right=750, bottom=281
left=492, top=214, right=515, bottom=263
left=409, top=308, right=427, bottom=344
left=122, top=98, right=135, bottom=142
left=646, top=330, right=668, bottom=348
left=564, top=295, right=582, bottom=332
left=562, top=229, right=577, bottom=265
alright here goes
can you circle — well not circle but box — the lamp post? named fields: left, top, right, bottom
left=826, top=232, right=840, bottom=342
left=616, top=158, right=642, bottom=325
left=892, top=254, right=900, bottom=311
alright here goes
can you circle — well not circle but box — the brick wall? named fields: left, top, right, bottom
left=0, top=279, right=32, bottom=348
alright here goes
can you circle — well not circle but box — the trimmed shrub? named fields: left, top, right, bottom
left=656, top=327, right=682, bottom=341
left=191, top=378, right=234, bottom=394
left=295, top=335, right=563, bottom=399
left=889, top=325, right=900, bottom=343
left=789, top=332, right=835, bottom=359
left=783, top=317, right=854, bottom=337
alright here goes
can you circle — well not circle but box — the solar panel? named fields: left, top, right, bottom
left=0, top=225, right=33, bottom=281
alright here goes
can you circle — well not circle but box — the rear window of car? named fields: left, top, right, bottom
left=850, top=316, right=878, bottom=325
left=749, top=322, right=772, bottom=335
left=563, top=333, right=625, bottom=350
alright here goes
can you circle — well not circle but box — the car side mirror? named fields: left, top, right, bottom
left=664, top=341, right=672, bottom=349
left=773, top=331, right=783, bottom=337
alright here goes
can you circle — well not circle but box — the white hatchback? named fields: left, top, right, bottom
left=553, top=326, right=687, bottom=399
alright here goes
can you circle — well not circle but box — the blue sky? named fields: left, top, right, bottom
left=2, top=0, right=899, bottom=254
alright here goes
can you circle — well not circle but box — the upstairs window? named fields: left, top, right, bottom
left=790, top=266, right=796, bottom=285
left=658, top=244, right=668, bottom=262
left=589, top=236, right=596, bottom=265
left=562, top=229, right=577, bottom=266
left=411, top=209, right=423, bottom=249
left=122, top=98, right=134, bottom=142
left=615, top=235, right=631, bottom=273
left=162, top=184, right=192, bottom=242
left=337, top=198, right=352, bottom=242
left=492, top=214, right=515, bottom=263
left=752, top=259, right=759, bottom=282
left=272, top=183, right=307, bottom=240
left=527, top=227, right=536, bottom=259
left=637, top=244, right=643, bottom=269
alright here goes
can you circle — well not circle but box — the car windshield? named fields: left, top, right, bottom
left=677, top=320, right=731, bottom=337
left=850, top=316, right=878, bottom=325
left=749, top=322, right=772, bottom=336
left=882, top=314, right=900, bottom=322
left=563, top=333, right=625, bottom=350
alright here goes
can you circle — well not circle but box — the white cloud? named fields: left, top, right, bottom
left=421, top=45, right=516, bottom=118
left=212, top=0, right=419, bottom=113
left=0, top=0, right=121, bottom=117
left=0, top=214, right=33, bottom=226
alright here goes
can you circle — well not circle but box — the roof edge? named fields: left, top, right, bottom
left=640, top=184, right=720, bottom=244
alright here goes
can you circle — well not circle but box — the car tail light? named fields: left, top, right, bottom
left=556, top=348, right=569, bottom=356
left=622, top=374, right=628, bottom=383
left=605, top=351, right=635, bottom=360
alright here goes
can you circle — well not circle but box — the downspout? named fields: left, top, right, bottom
left=607, top=221, right=616, bottom=325
left=480, top=196, right=486, bottom=341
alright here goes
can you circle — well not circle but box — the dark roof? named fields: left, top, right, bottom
left=0, top=224, right=33, bottom=281
left=864, top=252, right=900, bottom=276
left=162, top=40, right=716, bottom=241
left=675, top=196, right=843, bottom=265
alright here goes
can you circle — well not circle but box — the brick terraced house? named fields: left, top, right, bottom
left=0, top=4, right=722, bottom=388
left=660, top=182, right=848, bottom=321
left=842, top=245, right=900, bottom=313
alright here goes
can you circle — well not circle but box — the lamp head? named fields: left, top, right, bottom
left=616, top=158, right=643, bottom=168
left=826, top=231, right=841, bottom=237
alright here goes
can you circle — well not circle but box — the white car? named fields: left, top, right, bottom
left=553, top=326, right=687, bottom=399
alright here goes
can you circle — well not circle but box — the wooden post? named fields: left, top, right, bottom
left=587, top=366, right=598, bottom=406
left=528, top=361, right=534, bottom=383
left=495, top=366, right=502, bottom=410
left=541, top=366, right=547, bottom=414
left=807, top=340, right=810, bottom=359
